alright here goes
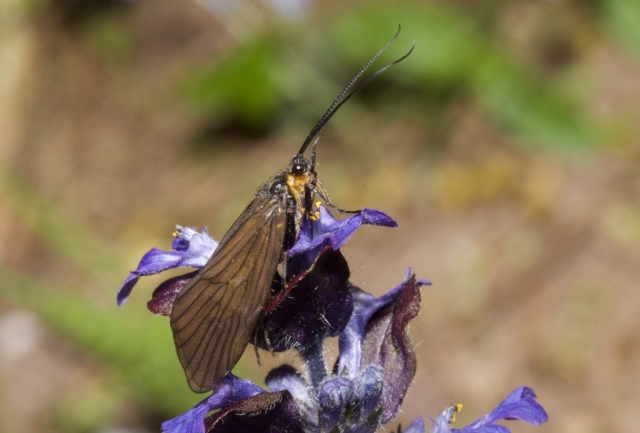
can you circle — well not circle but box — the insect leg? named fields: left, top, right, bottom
left=281, top=253, right=289, bottom=292
left=263, top=245, right=332, bottom=314
left=253, top=330, right=262, bottom=365
left=262, top=322, right=275, bottom=353
left=251, top=310, right=275, bottom=360
left=308, top=180, right=359, bottom=215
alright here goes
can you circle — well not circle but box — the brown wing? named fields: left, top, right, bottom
left=170, top=193, right=287, bottom=392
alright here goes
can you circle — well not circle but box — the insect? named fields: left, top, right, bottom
left=170, top=27, right=414, bottom=393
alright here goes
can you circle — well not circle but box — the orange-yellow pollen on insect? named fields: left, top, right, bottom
left=286, top=173, right=311, bottom=203
left=309, top=201, right=322, bottom=220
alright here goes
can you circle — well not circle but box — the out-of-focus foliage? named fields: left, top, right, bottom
left=182, top=37, right=284, bottom=131
left=1, top=268, right=201, bottom=414
left=1, top=163, right=119, bottom=283
left=328, top=6, right=595, bottom=150
left=180, top=4, right=598, bottom=150
left=81, top=14, right=134, bottom=66
left=601, top=0, right=640, bottom=55
left=0, top=163, right=231, bottom=414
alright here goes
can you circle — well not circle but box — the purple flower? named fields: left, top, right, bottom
left=117, top=207, right=396, bottom=354
left=116, top=226, right=217, bottom=307
left=361, top=275, right=429, bottom=422
left=161, top=374, right=263, bottom=433
left=403, top=386, right=548, bottom=433
left=254, top=247, right=353, bottom=352
left=117, top=208, right=394, bottom=309
left=289, top=207, right=397, bottom=257
left=118, top=205, right=549, bottom=433
left=161, top=271, right=429, bottom=433
left=451, top=386, right=548, bottom=433
left=338, top=270, right=431, bottom=423
left=204, top=390, right=304, bottom=433
left=161, top=373, right=305, bottom=433
left=402, top=417, right=426, bottom=433
left=250, top=208, right=397, bottom=352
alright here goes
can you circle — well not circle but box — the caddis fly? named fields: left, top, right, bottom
left=170, top=27, right=414, bottom=393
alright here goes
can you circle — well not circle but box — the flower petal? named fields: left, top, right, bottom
left=116, top=227, right=217, bottom=307
left=161, top=374, right=263, bottom=433
left=353, top=366, right=384, bottom=422
left=360, top=274, right=423, bottom=423
left=204, top=390, right=304, bottom=433
left=117, top=249, right=183, bottom=306
left=253, top=207, right=396, bottom=352
left=172, top=226, right=218, bottom=268
left=431, top=414, right=453, bottom=433
left=266, top=365, right=317, bottom=425
left=318, top=376, right=355, bottom=432
left=462, top=386, right=548, bottom=432
left=428, top=387, right=548, bottom=433
left=255, top=248, right=353, bottom=352
left=147, top=271, right=198, bottom=316
left=338, top=269, right=430, bottom=378
left=491, top=386, right=548, bottom=425
left=403, top=416, right=426, bottom=433
left=288, top=207, right=397, bottom=256
left=430, top=405, right=462, bottom=433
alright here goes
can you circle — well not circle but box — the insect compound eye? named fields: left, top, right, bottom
left=290, top=158, right=308, bottom=176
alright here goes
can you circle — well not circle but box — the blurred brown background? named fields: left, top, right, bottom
left=1, top=0, right=639, bottom=432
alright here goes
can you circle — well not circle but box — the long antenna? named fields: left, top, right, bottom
left=297, top=25, right=414, bottom=156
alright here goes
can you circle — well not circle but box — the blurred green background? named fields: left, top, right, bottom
left=1, top=0, right=639, bottom=432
